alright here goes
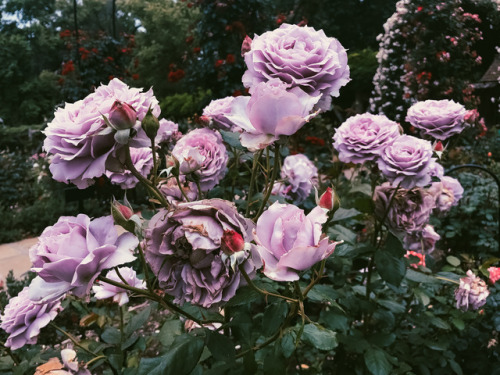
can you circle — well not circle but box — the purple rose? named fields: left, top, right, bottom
left=29, top=214, right=138, bottom=302
left=172, top=128, right=228, bottom=191
left=406, top=99, right=467, bottom=141
left=202, top=97, right=239, bottom=132
left=242, top=23, right=350, bottom=111
left=455, top=270, right=489, bottom=311
left=44, top=78, right=160, bottom=189
left=106, top=147, right=153, bottom=189
left=144, top=199, right=258, bottom=308
left=428, top=176, right=464, bottom=214
left=273, top=154, right=318, bottom=202
left=93, top=267, right=146, bottom=306
left=403, top=224, right=441, bottom=253
left=374, top=183, right=435, bottom=236
left=332, top=113, right=401, bottom=164
left=155, top=119, right=181, bottom=146
left=0, top=287, right=63, bottom=350
left=255, top=202, right=338, bottom=281
left=226, top=79, right=319, bottom=150
left=159, top=177, right=199, bottom=204
left=377, top=135, right=435, bottom=189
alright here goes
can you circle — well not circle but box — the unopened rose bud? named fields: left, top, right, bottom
left=432, top=140, right=446, bottom=159
left=108, top=100, right=137, bottom=130
left=241, top=35, right=252, bottom=56
left=221, top=229, right=245, bottom=255
left=317, top=187, right=340, bottom=212
left=111, top=197, right=135, bottom=232
left=142, top=107, right=160, bottom=140
left=178, top=148, right=205, bottom=175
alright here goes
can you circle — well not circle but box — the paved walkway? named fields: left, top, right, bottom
left=0, top=237, right=37, bottom=281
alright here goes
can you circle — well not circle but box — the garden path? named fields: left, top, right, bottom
left=0, top=237, right=37, bottom=283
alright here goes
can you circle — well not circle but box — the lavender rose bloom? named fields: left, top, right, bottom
left=172, top=128, right=228, bottom=191
left=44, top=78, right=160, bottom=188
left=159, top=177, right=199, bottom=204
left=242, top=23, right=350, bottom=111
left=377, top=135, right=435, bottom=189
left=202, top=97, right=239, bottom=132
left=428, top=176, right=464, bottom=214
left=226, top=79, right=319, bottom=150
left=0, top=287, right=63, bottom=350
left=403, top=225, right=441, bottom=253
left=156, top=119, right=181, bottom=146
left=455, top=270, right=489, bottom=311
left=273, top=154, right=318, bottom=202
left=106, top=147, right=153, bottom=189
left=374, top=183, right=435, bottom=236
left=333, top=113, right=401, bottom=164
left=255, top=202, right=338, bottom=281
left=406, top=99, right=467, bottom=141
left=29, top=214, right=138, bottom=302
left=93, top=267, right=146, bottom=306
left=144, top=199, right=258, bottom=308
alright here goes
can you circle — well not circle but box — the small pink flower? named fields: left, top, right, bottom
left=488, top=267, right=500, bottom=284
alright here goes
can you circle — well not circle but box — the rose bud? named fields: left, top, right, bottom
left=432, top=140, right=446, bottom=159
left=221, top=229, right=245, bottom=255
left=108, top=100, right=137, bottom=130
left=142, top=106, right=160, bottom=140
left=316, top=187, right=340, bottom=212
left=241, top=35, right=252, bottom=56
left=111, top=197, right=136, bottom=233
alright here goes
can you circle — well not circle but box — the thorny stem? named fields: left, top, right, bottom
left=175, top=174, right=190, bottom=202
left=238, top=265, right=298, bottom=303
left=254, top=144, right=280, bottom=221
left=124, top=145, right=169, bottom=208
left=137, top=242, right=152, bottom=290
left=99, top=276, right=222, bottom=326
left=50, top=323, right=100, bottom=358
left=150, top=136, right=159, bottom=186
left=246, top=150, right=263, bottom=216
left=302, top=259, right=327, bottom=298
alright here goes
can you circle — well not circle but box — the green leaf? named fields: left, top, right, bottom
left=125, top=305, right=152, bottom=336
left=446, top=256, right=461, bottom=267
left=451, top=318, right=465, bottom=330
left=220, top=130, right=243, bottom=149
left=101, top=327, right=121, bottom=345
left=280, top=329, right=297, bottom=358
left=376, top=299, right=406, bottom=314
left=206, top=331, right=236, bottom=364
left=374, top=250, right=406, bottom=286
left=383, top=234, right=405, bottom=257
left=405, top=269, right=438, bottom=284
left=364, top=347, right=392, bottom=375
left=225, top=285, right=261, bottom=307
left=414, top=288, right=431, bottom=306
left=262, top=300, right=288, bottom=336
left=449, top=359, right=463, bottom=375
left=137, top=334, right=205, bottom=375
left=158, top=319, right=183, bottom=347
left=349, top=183, right=372, bottom=196
left=329, top=224, right=357, bottom=244
left=302, top=324, right=338, bottom=351
left=332, top=207, right=362, bottom=222
left=308, top=284, right=340, bottom=304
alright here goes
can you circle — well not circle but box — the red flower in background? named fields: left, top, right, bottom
left=193, top=47, right=201, bottom=54
left=132, top=74, right=140, bottom=80
left=61, top=60, right=75, bottom=75
left=59, top=29, right=71, bottom=38
left=225, top=54, right=235, bottom=64
left=305, top=136, right=325, bottom=147
left=215, top=59, right=224, bottom=68
left=168, top=69, right=185, bottom=83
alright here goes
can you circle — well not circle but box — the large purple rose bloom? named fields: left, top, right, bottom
left=144, top=199, right=258, bottom=308
left=374, top=183, right=435, bottom=236
left=202, top=97, right=239, bottom=132
left=406, top=100, right=467, bottom=141
left=377, top=135, right=435, bottom=189
left=255, top=202, right=338, bottom=281
left=333, top=113, right=401, bottom=164
left=29, top=214, right=138, bottom=302
left=242, top=23, right=350, bottom=111
left=44, top=78, right=160, bottom=189
left=273, top=154, right=318, bottom=203
left=172, top=128, right=228, bottom=191
left=226, top=79, right=319, bottom=150
left=106, top=147, right=153, bottom=189
left=0, top=287, right=63, bottom=350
